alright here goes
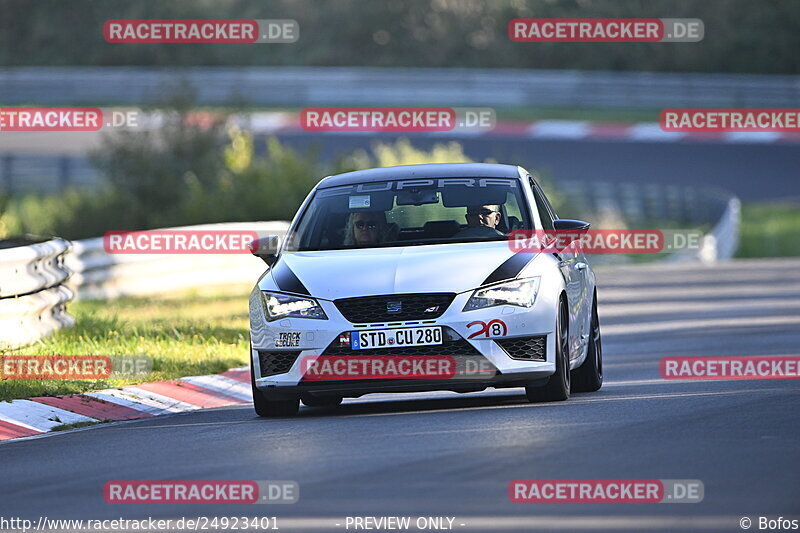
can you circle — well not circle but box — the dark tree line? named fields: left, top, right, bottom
left=1, top=0, right=798, bottom=73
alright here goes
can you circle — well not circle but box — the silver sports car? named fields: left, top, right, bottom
left=248, top=163, right=602, bottom=416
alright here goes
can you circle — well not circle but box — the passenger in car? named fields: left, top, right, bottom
left=344, top=211, right=392, bottom=246
left=455, top=204, right=506, bottom=238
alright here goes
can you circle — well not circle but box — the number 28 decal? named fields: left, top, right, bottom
left=467, top=319, right=508, bottom=339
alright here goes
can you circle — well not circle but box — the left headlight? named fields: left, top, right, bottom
left=261, top=291, right=328, bottom=321
left=463, top=277, right=540, bottom=311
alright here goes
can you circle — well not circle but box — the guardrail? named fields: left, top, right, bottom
left=1, top=67, right=798, bottom=108
left=0, top=154, right=100, bottom=195
left=558, top=180, right=740, bottom=264
left=0, top=237, right=74, bottom=349
left=65, top=221, right=290, bottom=300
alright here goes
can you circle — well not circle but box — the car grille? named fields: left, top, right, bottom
left=496, top=336, right=547, bottom=361
left=333, top=293, right=455, bottom=323
left=258, top=350, right=301, bottom=377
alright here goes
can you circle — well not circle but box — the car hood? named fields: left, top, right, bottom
left=272, top=242, right=531, bottom=300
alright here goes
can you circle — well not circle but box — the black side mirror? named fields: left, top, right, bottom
left=248, top=235, right=281, bottom=267
left=553, top=219, right=591, bottom=231
left=551, top=219, right=591, bottom=251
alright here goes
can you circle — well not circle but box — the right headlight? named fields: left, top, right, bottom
left=463, top=277, right=540, bottom=311
left=261, top=291, right=328, bottom=321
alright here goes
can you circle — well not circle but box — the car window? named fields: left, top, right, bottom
left=285, top=177, right=532, bottom=251
left=386, top=196, right=464, bottom=228
left=529, top=177, right=555, bottom=230
left=504, top=193, right=523, bottom=222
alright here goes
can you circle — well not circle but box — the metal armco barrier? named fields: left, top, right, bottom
left=0, top=237, right=75, bottom=349
left=65, top=221, right=290, bottom=300
left=1, top=67, right=798, bottom=108
left=558, top=181, right=740, bottom=264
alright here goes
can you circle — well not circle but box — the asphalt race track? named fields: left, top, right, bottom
left=1, top=258, right=799, bottom=532
left=4, top=130, right=799, bottom=202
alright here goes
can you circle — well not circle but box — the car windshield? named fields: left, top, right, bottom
left=284, top=177, right=532, bottom=251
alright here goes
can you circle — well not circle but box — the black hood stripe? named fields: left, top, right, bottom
left=271, top=259, right=310, bottom=296
left=482, top=252, right=537, bottom=285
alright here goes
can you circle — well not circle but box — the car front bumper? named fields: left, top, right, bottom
left=249, top=287, right=558, bottom=400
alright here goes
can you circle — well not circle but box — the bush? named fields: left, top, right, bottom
left=737, top=203, right=800, bottom=258
left=336, top=138, right=473, bottom=170
left=0, top=188, right=136, bottom=240
left=3, top=0, right=798, bottom=74
left=3, top=122, right=536, bottom=240
left=89, top=88, right=230, bottom=228
left=179, top=133, right=323, bottom=224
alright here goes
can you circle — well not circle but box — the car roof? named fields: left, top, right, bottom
left=317, top=163, right=524, bottom=189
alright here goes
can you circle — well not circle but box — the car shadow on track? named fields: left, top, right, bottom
left=261, top=389, right=602, bottom=420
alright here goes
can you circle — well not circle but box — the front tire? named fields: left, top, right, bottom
left=250, top=353, right=299, bottom=417
left=526, top=300, right=570, bottom=402
left=572, top=295, right=603, bottom=393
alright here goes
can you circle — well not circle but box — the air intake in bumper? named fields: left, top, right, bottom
left=258, top=350, right=301, bottom=377
left=496, top=336, right=547, bottom=361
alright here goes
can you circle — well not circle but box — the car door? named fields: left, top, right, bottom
left=529, top=177, right=584, bottom=362
left=572, top=241, right=592, bottom=360
left=542, top=188, right=592, bottom=360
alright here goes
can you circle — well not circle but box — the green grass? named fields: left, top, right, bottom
left=0, top=285, right=252, bottom=402
left=737, top=203, right=800, bottom=258
left=51, top=420, right=106, bottom=432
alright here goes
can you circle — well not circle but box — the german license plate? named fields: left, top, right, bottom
left=351, top=326, right=443, bottom=350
